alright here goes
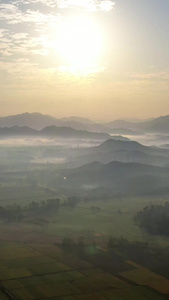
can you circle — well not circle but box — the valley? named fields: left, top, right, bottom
left=0, top=113, right=169, bottom=299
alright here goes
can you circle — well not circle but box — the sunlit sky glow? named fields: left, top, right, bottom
left=0, top=0, right=169, bottom=120
left=51, top=15, right=105, bottom=72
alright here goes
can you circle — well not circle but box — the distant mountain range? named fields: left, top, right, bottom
left=0, top=113, right=95, bottom=131
left=0, top=125, right=110, bottom=140
left=0, top=112, right=169, bottom=134
left=105, top=115, right=169, bottom=134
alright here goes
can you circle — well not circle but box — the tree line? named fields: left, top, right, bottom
left=0, top=196, right=78, bottom=222
left=134, top=202, right=169, bottom=236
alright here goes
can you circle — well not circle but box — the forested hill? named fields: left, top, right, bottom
left=54, top=161, right=169, bottom=197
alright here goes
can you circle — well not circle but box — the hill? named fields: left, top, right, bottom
left=0, top=125, right=110, bottom=140
left=105, top=119, right=138, bottom=130
left=1, top=112, right=169, bottom=134
left=106, top=128, right=142, bottom=135
left=105, top=115, right=169, bottom=134
left=72, top=149, right=169, bottom=167
left=94, top=139, right=147, bottom=152
left=0, top=112, right=59, bottom=130
left=0, top=126, right=37, bottom=136
left=67, top=139, right=169, bottom=167
left=0, top=113, right=95, bottom=131
left=57, top=160, right=169, bottom=196
left=90, top=139, right=169, bottom=157
left=140, top=115, right=169, bottom=133
left=40, top=126, right=110, bottom=139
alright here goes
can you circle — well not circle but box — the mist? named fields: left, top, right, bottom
left=0, top=114, right=169, bottom=299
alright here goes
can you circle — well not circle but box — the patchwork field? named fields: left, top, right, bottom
left=0, top=242, right=168, bottom=299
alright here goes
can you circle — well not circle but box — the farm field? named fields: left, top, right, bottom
left=46, top=197, right=168, bottom=240
left=0, top=241, right=168, bottom=300
left=0, top=195, right=169, bottom=249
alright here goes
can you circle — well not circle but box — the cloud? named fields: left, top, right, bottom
left=57, top=0, right=115, bottom=11
left=0, top=0, right=114, bottom=84
left=11, top=0, right=115, bottom=11
left=0, top=3, right=60, bottom=58
left=0, top=29, right=9, bottom=38
left=130, top=70, right=169, bottom=82
left=0, top=59, right=37, bottom=74
left=0, top=4, right=20, bottom=24
left=0, top=3, right=60, bottom=25
left=0, top=27, right=50, bottom=58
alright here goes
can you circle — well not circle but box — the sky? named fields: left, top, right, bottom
left=0, top=0, right=169, bottom=121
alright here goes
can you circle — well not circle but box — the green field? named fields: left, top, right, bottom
left=20, top=196, right=169, bottom=247
left=0, top=194, right=169, bottom=249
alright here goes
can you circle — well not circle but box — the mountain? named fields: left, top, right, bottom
left=63, top=161, right=160, bottom=185
left=104, top=128, right=142, bottom=135
left=94, top=139, right=169, bottom=158
left=0, top=112, right=146, bottom=134
left=61, top=116, right=95, bottom=125
left=40, top=126, right=110, bottom=139
left=71, top=149, right=169, bottom=167
left=0, top=113, right=59, bottom=130
left=106, top=135, right=130, bottom=141
left=57, top=121, right=89, bottom=131
left=140, top=115, right=169, bottom=133
left=0, top=125, right=110, bottom=140
left=93, top=139, right=147, bottom=152
left=94, top=115, right=169, bottom=134
left=0, top=113, right=96, bottom=131
left=66, top=139, right=169, bottom=167
left=105, top=119, right=140, bottom=130
left=1, top=112, right=169, bottom=134
left=0, top=112, right=106, bottom=132
left=57, top=161, right=169, bottom=196
left=105, top=115, right=169, bottom=134
left=0, top=126, right=37, bottom=136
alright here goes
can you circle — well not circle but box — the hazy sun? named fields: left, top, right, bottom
left=52, top=16, right=105, bottom=75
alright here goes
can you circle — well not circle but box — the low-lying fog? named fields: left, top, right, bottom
left=0, top=137, right=101, bottom=147
left=111, top=133, right=169, bottom=148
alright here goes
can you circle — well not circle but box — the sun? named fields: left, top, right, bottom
left=52, top=16, right=105, bottom=74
